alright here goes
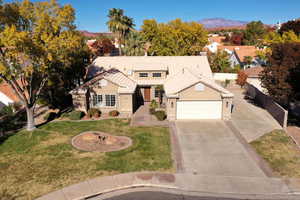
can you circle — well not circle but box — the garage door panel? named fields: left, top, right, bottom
left=176, top=101, right=222, bottom=119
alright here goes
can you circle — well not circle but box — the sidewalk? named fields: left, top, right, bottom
left=37, top=172, right=300, bottom=200
left=130, top=103, right=168, bottom=127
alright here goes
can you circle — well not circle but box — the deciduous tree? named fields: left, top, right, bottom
left=260, top=43, right=300, bottom=106
left=0, top=0, right=88, bottom=130
left=236, top=71, right=248, bottom=88
left=208, top=51, right=231, bottom=73
left=141, top=19, right=208, bottom=56
left=244, top=21, right=266, bottom=45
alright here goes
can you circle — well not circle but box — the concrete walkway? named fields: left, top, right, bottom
left=130, top=103, right=168, bottom=127
left=228, top=86, right=282, bottom=142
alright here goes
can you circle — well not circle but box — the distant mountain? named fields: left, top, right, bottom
left=79, top=31, right=116, bottom=38
left=199, top=18, right=249, bottom=29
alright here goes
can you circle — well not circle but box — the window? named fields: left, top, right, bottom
left=139, top=73, right=148, bottom=77
left=195, top=83, right=205, bottom=91
left=153, top=73, right=161, bottom=77
left=92, top=94, right=103, bottom=107
left=155, top=88, right=160, bottom=98
left=105, top=95, right=116, bottom=107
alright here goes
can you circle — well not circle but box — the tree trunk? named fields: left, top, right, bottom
left=118, top=46, right=122, bottom=56
left=26, top=106, right=36, bottom=131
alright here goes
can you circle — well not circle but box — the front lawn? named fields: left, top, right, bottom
left=0, top=119, right=172, bottom=199
left=250, top=129, right=300, bottom=178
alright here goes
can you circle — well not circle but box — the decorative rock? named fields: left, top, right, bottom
left=71, top=131, right=132, bottom=152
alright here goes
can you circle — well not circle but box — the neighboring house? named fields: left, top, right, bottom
left=0, top=82, right=20, bottom=110
left=230, top=46, right=262, bottom=69
left=70, top=56, right=234, bottom=120
left=243, top=66, right=266, bottom=93
left=205, top=36, right=226, bottom=53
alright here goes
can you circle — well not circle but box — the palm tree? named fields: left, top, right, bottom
left=123, top=31, right=145, bottom=56
left=106, top=8, right=135, bottom=56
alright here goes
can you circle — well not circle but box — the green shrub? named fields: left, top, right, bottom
left=87, top=108, right=101, bottom=118
left=0, top=105, right=14, bottom=117
left=109, top=110, right=119, bottom=117
left=43, top=112, right=57, bottom=121
left=150, top=100, right=158, bottom=109
left=68, top=111, right=85, bottom=120
left=154, top=110, right=166, bottom=121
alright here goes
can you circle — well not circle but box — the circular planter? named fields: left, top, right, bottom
left=71, top=131, right=132, bottom=152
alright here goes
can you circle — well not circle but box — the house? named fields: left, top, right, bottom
left=205, top=36, right=226, bottom=53
left=243, top=66, right=266, bottom=93
left=70, top=56, right=234, bottom=120
left=0, top=82, right=20, bottom=110
left=229, top=46, right=263, bottom=69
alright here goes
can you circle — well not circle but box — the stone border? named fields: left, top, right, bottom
left=169, top=122, right=184, bottom=173
left=71, top=131, right=132, bottom=153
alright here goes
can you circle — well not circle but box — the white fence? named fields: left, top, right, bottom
left=213, top=73, right=237, bottom=81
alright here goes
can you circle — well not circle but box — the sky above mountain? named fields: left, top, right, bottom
left=4, top=0, right=300, bottom=32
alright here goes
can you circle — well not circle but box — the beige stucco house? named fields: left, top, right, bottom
left=70, top=56, right=234, bottom=120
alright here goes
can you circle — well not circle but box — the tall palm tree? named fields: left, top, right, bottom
left=123, top=31, right=145, bottom=56
left=106, top=8, right=135, bottom=56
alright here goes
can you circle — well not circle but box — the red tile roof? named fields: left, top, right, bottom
left=0, top=82, right=20, bottom=102
left=243, top=66, right=264, bottom=78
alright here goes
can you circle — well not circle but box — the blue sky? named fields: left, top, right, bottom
left=4, top=0, right=300, bottom=32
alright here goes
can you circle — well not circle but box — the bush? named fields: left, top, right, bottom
left=150, top=100, right=158, bottom=109
left=0, top=105, right=14, bottom=117
left=149, top=108, right=156, bottom=115
left=109, top=110, right=119, bottom=117
left=68, top=111, right=85, bottom=120
left=87, top=108, right=101, bottom=118
left=43, top=112, right=57, bottom=121
left=154, top=110, right=167, bottom=121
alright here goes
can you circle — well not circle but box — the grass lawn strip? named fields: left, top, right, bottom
left=250, top=129, right=300, bottom=178
left=0, top=119, right=172, bottom=199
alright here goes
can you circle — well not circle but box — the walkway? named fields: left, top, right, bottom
left=228, top=86, right=282, bottom=142
left=130, top=103, right=168, bottom=127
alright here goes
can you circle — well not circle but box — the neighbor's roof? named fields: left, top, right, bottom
left=209, top=36, right=226, bottom=44
left=0, top=82, right=19, bottom=102
left=164, top=68, right=233, bottom=97
left=243, top=66, right=264, bottom=78
left=90, top=56, right=213, bottom=79
left=234, top=46, right=258, bottom=62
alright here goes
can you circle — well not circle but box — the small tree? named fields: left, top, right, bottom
left=236, top=71, right=248, bottom=88
left=155, top=85, right=164, bottom=105
left=243, top=56, right=253, bottom=68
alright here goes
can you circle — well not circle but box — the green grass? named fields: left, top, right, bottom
left=0, top=119, right=172, bottom=199
left=251, top=129, right=300, bottom=178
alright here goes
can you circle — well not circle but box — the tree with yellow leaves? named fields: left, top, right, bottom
left=0, top=0, right=89, bottom=131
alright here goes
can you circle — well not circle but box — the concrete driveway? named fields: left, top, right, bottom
left=175, top=120, right=266, bottom=177
left=229, top=87, right=282, bottom=142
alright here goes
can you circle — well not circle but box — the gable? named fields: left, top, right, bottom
left=178, top=81, right=222, bottom=100
left=89, top=78, right=118, bottom=94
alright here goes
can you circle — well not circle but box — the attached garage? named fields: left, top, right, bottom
left=176, top=101, right=222, bottom=119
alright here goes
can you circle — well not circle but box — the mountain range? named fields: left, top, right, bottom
left=198, top=18, right=249, bottom=29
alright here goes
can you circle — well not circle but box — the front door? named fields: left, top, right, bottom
left=144, top=87, right=151, bottom=102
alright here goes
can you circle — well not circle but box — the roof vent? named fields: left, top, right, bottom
left=182, top=68, right=185, bottom=74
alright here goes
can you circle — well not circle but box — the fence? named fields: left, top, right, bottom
left=213, top=73, right=237, bottom=81
left=246, top=83, right=288, bottom=129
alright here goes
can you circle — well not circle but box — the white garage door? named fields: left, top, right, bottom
left=176, top=101, right=222, bottom=119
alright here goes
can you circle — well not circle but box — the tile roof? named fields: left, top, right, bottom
left=0, top=82, right=20, bottom=102
left=164, top=67, right=233, bottom=97
left=71, top=69, right=136, bottom=94
left=209, top=36, right=226, bottom=44
left=83, top=56, right=233, bottom=98
left=91, top=56, right=213, bottom=79
left=243, top=66, right=264, bottom=78
left=234, top=46, right=258, bottom=62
